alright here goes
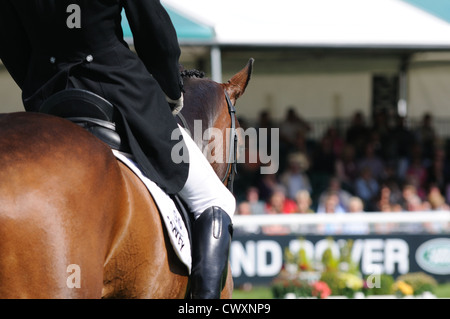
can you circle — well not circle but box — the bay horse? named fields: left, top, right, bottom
left=0, top=59, right=253, bottom=298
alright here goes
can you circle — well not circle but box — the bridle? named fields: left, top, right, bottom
left=221, top=89, right=238, bottom=193
left=176, top=89, right=238, bottom=192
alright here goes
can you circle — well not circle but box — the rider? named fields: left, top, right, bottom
left=0, top=0, right=235, bottom=299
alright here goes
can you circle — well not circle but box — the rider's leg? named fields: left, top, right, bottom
left=177, top=126, right=235, bottom=299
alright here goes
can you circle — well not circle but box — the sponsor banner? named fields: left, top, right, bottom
left=230, top=234, right=450, bottom=286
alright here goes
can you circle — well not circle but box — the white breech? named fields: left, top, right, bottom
left=178, top=126, right=236, bottom=220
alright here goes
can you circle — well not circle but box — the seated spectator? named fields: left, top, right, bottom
left=427, top=148, right=448, bottom=194
left=405, top=143, right=428, bottom=200
left=317, top=177, right=352, bottom=213
left=401, top=182, right=425, bottom=211
left=415, top=112, right=437, bottom=164
left=373, top=183, right=405, bottom=233
left=325, top=125, right=345, bottom=158
left=357, top=141, right=385, bottom=182
left=265, top=187, right=298, bottom=214
left=245, top=187, right=266, bottom=215
left=406, top=194, right=425, bottom=212
left=400, top=182, right=428, bottom=232
left=348, top=196, right=364, bottom=212
left=375, top=180, right=404, bottom=212
left=354, top=166, right=380, bottom=211
left=389, top=115, right=416, bottom=181
left=310, top=133, right=336, bottom=177
left=262, top=187, right=294, bottom=235
left=233, top=144, right=261, bottom=202
left=345, top=111, right=370, bottom=158
left=424, top=184, right=450, bottom=233
left=370, top=108, right=390, bottom=160
left=342, top=196, right=370, bottom=235
left=236, top=201, right=252, bottom=215
left=257, top=173, right=280, bottom=202
left=293, top=190, right=317, bottom=233
left=295, top=190, right=314, bottom=214
left=317, top=193, right=342, bottom=235
left=279, top=107, right=312, bottom=152
left=335, top=144, right=359, bottom=193
left=280, top=152, right=312, bottom=199
left=377, top=185, right=391, bottom=212
left=428, top=184, right=450, bottom=211
left=235, top=201, right=262, bottom=235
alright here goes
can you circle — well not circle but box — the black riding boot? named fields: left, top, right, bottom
left=190, top=206, right=233, bottom=299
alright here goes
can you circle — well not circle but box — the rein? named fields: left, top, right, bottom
left=221, top=90, right=238, bottom=193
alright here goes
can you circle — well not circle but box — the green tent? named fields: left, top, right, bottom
left=121, top=6, right=214, bottom=42
left=403, top=0, right=450, bottom=23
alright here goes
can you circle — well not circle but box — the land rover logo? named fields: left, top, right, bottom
left=415, top=238, right=450, bottom=275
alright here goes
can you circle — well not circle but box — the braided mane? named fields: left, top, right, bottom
left=180, top=69, right=205, bottom=79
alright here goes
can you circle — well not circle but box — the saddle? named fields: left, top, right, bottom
left=39, top=89, right=130, bottom=153
left=39, top=88, right=193, bottom=244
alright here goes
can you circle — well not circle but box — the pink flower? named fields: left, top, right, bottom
left=311, top=281, right=332, bottom=299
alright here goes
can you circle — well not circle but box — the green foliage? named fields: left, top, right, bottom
left=363, top=274, right=395, bottom=295
left=319, top=271, right=342, bottom=295
left=271, top=277, right=312, bottom=299
left=234, top=282, right=450, bottom=299
left=338, top=239, right=359, bottom=275
left=297, top=245, right=313, bottom=271
left=396, top=272, right=438, bottom=295
left=284, top=247, right=295, bottom=265
left=321, top=238, right=339, bottom=272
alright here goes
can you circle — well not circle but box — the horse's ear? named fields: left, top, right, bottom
left=224, top=58, right=254, bottom=103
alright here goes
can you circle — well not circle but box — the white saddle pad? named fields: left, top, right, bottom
left=112, top=150, right=192, bottom=274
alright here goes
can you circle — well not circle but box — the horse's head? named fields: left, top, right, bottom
left=179, top=58, right=254, bottom=190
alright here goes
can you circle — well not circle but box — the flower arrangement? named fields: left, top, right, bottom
left=272, top=237, right=365, bottom=298
left=318, top=238, right=366, bottom=298
left=271, top=276, right=313, bottom=299
left=271, top=275, right=331, bottom=299
left=311, top=280, right=332, bottom=299
left=271, top=238, right=328, bottom=298
left=271, top=237, right=438, bottom=299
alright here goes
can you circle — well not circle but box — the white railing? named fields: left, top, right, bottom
left=233, top=211, right=450, bottom=233
left=234, top=211, right=450, bottom=226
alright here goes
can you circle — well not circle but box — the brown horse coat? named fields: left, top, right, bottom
left=0, top=59, right=253, bottom=298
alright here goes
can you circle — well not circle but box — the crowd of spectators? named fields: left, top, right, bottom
left=233, top=107, right=450, bottom=235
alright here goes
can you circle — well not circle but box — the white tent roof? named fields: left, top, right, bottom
left=163, top=0, right=450, bottom=49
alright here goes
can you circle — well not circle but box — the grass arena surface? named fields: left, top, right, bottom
left=232, top=282, right=450, bottom=299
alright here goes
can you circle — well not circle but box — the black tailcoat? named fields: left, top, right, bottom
left=0, top=0, right=189, bottom=194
